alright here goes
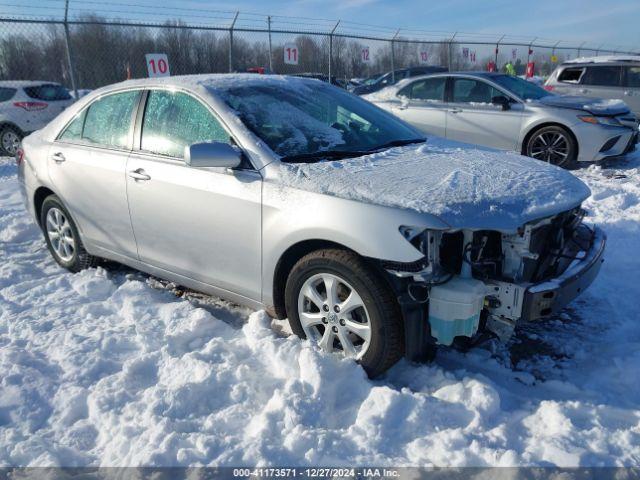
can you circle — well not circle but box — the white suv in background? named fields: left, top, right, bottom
left=545, top=56, right=640, bottom=118
left=0, top=81, right=74, bottom=156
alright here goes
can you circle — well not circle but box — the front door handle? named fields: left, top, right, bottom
left=128, top=168, right=151, bottom=181
left=579, top=88, right=589, bottom=94
left=449, top=108, right=463, bottom=114
left=52, top=152, right=65, bottom=163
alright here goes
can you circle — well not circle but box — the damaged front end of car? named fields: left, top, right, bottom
left=379, top=208, right=606, bottom=361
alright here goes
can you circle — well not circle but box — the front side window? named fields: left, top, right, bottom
left=625, top=67, right=640, bottom=88
left=83, top=91, right=139, bottom=148
left=582, top=66, right=623, bottom=87
left=452, top=78, right=502, bottom=104
left=219, top=80, right=422, bottom=160
left=141, top=90, right=229, bottom=158
left=399, top=77, right=446, bottom=101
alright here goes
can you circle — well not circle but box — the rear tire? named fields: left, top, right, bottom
left=525, top=125, right=577, bottom=169
left=284, top=248, right=404, bottom=377
left=40, top=195, right=98, bottom=272
left=0, top=125, right=22, bottom=156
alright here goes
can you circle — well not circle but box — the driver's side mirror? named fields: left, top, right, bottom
left=491, top=95, right=512, bottom=111
left=185, top=142, right=242, bottom=169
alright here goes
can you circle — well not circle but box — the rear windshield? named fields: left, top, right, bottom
left=0, top=87, right=16, bottom=102
left=24, top=84, right=72, bottom=101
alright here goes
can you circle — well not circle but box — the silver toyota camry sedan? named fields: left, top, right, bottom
left=365, top=72, right=639, bottom=168
left=17, top=74, right=605, bottom=376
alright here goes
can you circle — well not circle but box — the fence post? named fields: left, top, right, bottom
left=63, top=0, right=78, bottom=98
left=328, top=21, right=340, bottom=82
left=527, top=37, right=536, bottom=65
left=577, top=41, right=585, bottom=58
left=495, top=34, right=505, bottom=67
left=390, top=29, right=400, bottom=83
left=267, top=16, right=273, bottom=72
left=448, top=32, right=457, bottom=71
left=228, top=11, right=239, bottom=73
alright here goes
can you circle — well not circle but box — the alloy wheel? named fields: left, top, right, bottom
left=297, top=272, right=372, bottom=359
left=46, top=207, right=76, bottom=262
left=529, top=131, right=570, bottom=166
left=1, top=130, right=20, bottom=156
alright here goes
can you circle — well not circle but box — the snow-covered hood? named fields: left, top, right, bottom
left=536, top=95, right=630, bottom=115
left=278, top=139, right=591, bottom=231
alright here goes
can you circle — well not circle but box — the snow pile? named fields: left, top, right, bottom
left=1, top=144, right=640, bottom=467
left=277, top=138, right=590, bottom=231
left=586, top=98, right=629, bottom=112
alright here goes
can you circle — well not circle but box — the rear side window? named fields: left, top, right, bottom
left=398, top=77, right=446, bottom=101
left=141, top=90, right=229, bottom=158
left=81, top=91, right=140, bottom=148
left=582, top=66, right=623, bottom=87
left=557, top=67, right=584, bottom=83
left=625, top=67, right=640, bottom=88
left=58, top=111, right=86, bottom=141
left=0, top=87, right=16, bottom=102
left=24, top=84, right=72, bottom=101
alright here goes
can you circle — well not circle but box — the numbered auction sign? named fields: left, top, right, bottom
left=418, top=49, right=429, bottom=64
left=284, top=43, right=299, bottom=65
left=361, top=46, right=371, bottom=63
left=145, top=53, right=170, bottom=77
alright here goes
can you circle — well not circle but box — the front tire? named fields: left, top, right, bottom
left=284, top=249, right=404, bottom=377
left=40, top=195, right=98, bottom=272
left=525, top=125, right=577, bottom=168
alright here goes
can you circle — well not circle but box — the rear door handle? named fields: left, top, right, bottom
left=128, top=168, right=151, bottom=181
left=579, top=88, right=589, bottom=94
left=449, top=108, right=463, bottom=114
left=52, top=152, right=65, bottom=163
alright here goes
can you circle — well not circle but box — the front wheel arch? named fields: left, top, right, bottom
left=521, top=122, right=579, bottom=162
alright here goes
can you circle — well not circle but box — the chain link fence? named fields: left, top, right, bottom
left=1, top=6, right=638, bottom=95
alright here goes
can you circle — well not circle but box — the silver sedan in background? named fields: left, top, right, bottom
left=366, top=72, right=639, bottom=168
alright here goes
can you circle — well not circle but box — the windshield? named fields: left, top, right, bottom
left=490, top=75, right=553, bottom=101
left=220, top=80, right=423, bottom=161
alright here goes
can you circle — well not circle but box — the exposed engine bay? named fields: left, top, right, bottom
left=386, top=208, right=605, bottom=347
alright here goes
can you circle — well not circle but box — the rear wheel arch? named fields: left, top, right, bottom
left=521, top=122, right=579, bottom=159
left=34, top=187, right=57, bottom=228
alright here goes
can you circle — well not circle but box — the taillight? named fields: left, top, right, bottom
left=543, top=85, right=555, bottom=92
left=16, top=147, right=24, bottom=166
left=13, top=101, right=48, bottom=111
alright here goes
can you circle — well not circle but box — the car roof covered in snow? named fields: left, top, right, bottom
left=0, top=80, right=64, bottom=88
left=563, top=55, right=640, bottom=65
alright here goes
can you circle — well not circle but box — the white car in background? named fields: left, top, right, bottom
left=366, top=72, right=639, bottom=168
left=0, top=81, right=74, bottom=156
left=545, top=56, right=640, bottom=117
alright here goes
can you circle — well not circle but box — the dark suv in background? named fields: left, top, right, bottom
left=352, top=66, right=448, bottom=96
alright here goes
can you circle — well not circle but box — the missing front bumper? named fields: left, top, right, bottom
left=520, top=226, right=606, bottom=321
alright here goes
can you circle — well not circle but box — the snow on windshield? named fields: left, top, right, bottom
left=220, top=89, right=346, bottom=157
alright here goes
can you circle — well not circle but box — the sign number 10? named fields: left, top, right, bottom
left=145, top=53, right=170, bottom=77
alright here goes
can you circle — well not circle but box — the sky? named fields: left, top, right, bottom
left=2, top=0, right=639, bottom=51
left=177, top=0, right=640, bottom=48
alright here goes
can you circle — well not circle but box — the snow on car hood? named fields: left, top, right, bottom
left=277, top=138, right=591, bottom=231
left=536, top=95, right=630, bottom=115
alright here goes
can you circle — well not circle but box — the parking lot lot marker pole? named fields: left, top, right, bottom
left=63, top=0, right=78, bottom=99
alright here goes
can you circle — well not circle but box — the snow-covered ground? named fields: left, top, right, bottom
left=1, top=147, right=639, bottom=467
